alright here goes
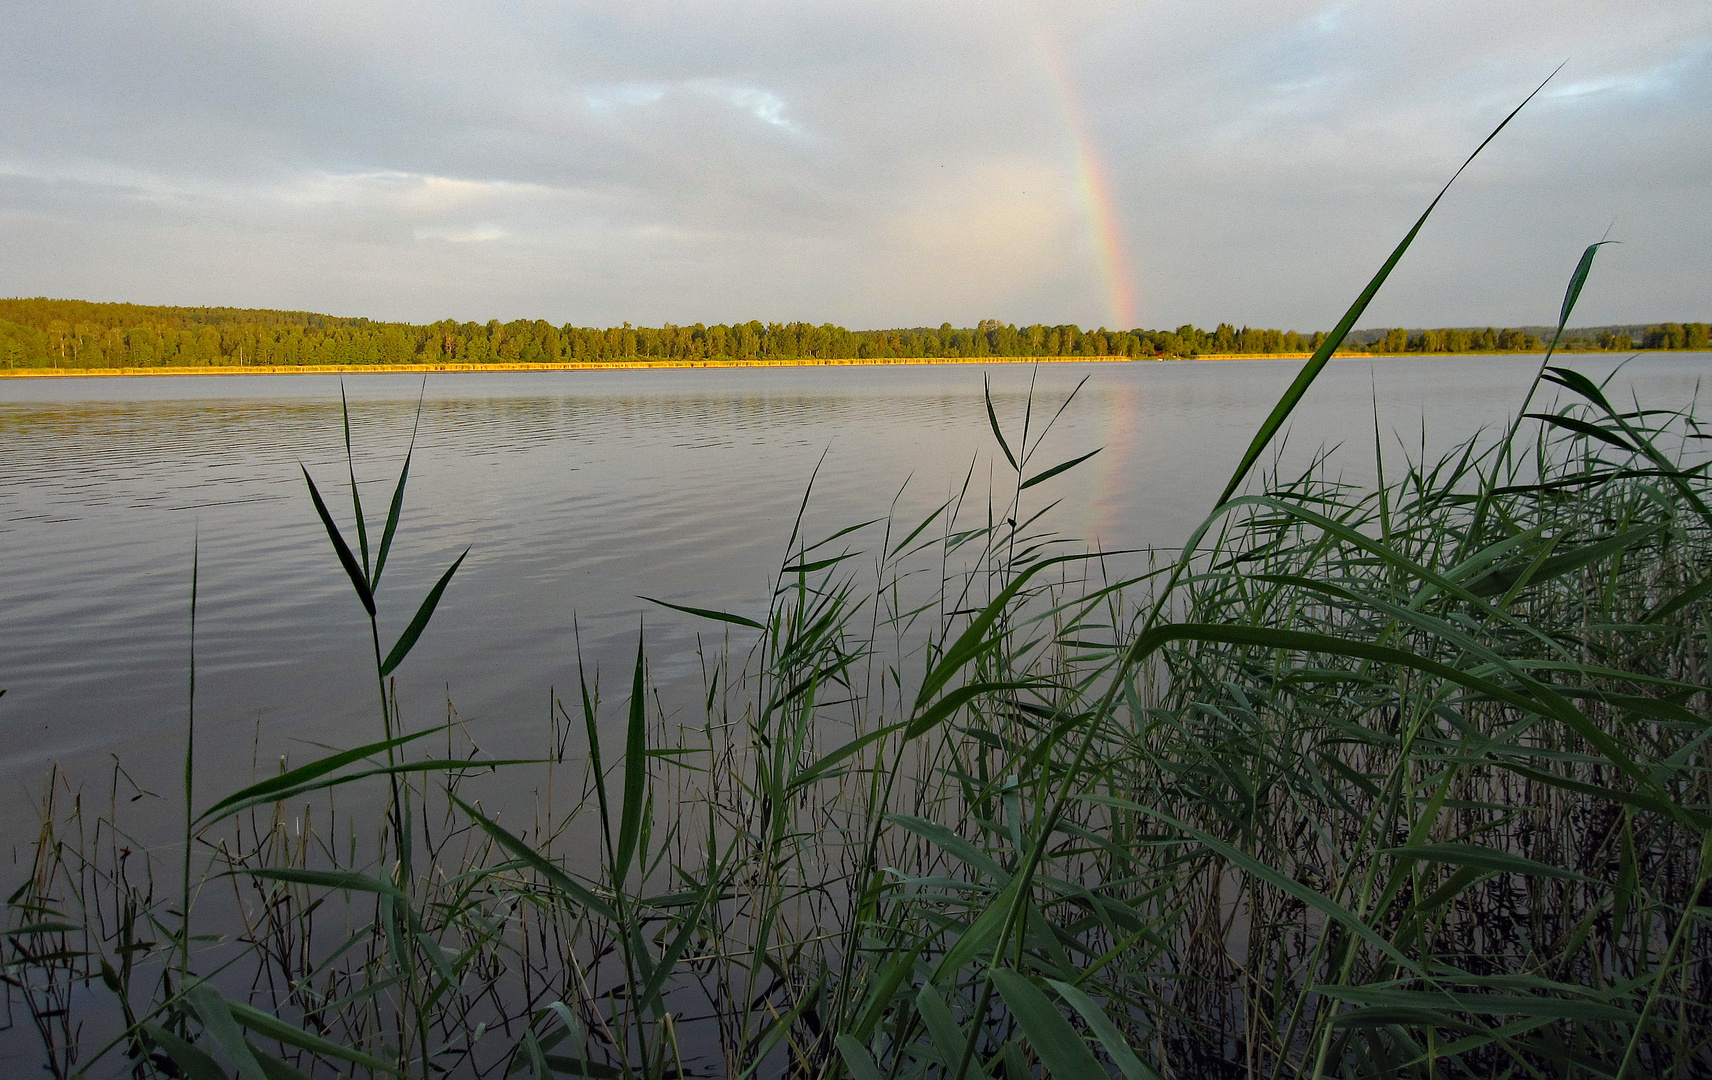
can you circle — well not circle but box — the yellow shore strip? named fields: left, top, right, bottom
left=0, top=351, right=1374, bottom=378
left=1188, top=352, right=1374, bottom=361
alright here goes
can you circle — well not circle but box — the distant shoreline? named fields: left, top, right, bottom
left=0, top=351, right=1399, bottom=378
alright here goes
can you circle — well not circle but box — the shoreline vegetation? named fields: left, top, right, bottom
left=8, top=96, right=1712, bottom=1077
left=0, top=352, right=1385, bottom=378
left=1, top=297, right=1706, bottom=373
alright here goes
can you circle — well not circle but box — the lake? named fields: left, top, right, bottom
left=0, top=353, right=1705, bottom=856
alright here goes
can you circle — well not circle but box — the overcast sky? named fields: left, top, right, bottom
left=1, top=0, right=1707, bottom=330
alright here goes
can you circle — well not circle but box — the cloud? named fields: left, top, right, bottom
left=858, top=157, right=1083, bottom=322
left=688, top=83, right=803, bottom=133
left=413, top=226, right=509, bottom=243
left=0, top=0, right=1707, bottom=328
left=1547, top=49, right=1707, bottom=101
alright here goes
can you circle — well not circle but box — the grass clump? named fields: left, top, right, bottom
left=7, top=98, right=1712, bottom=1079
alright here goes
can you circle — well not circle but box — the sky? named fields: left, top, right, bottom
left=1, top=0, right=1707, bottom=331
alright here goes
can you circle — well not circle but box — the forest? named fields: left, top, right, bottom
left=0, top=297, right=1705, bottom=369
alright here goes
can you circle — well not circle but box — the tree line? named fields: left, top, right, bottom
left=0, top=298, right=1705, bottom=369
left=1363, top=323, right=1710, bottom=354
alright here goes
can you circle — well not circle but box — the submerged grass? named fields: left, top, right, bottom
left=7, top=101, right=1712, bottom=1079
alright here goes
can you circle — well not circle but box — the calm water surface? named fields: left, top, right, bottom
left=0, top=355, right=1705, bottom=854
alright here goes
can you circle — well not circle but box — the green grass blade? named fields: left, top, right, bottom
left=1046, top=979, right=1162, bottom=1080
left=1021, top=448, right=1101, bottom=491
left=907, top=681, right=1043, bottom=739
left=339, top=382, right=370, bottom=577
left=519, top=1031, right=551, bottom=1080
left=851, top=952, right=923, bottom=1043
left=639, top=596, right=764, bottom=630
left=1542, top=366, right=1615, bottom=412
left=1216, top=68, right=1559, bottom=506
left=916, top=984, right=991, bottom=1079
left=371, top=379, right=428, bottom=591
left=253, top=1048, right=311, bottom=1080
left=916, top=553, right=1096, bottom=707
left=1645, top=572, right=1712, bottom=624
left=1412, top=866, right=1492, bottom=912
left=197, top=726, right=446, bottom=823
left=1525, top=412, right=1635, bottom=451
left=379, top=548, right=468, bottom=678
left=930, top=876, right=1019, bottom=983
left=886, top=814, right=1010, bottom=883
left=1382, top=842, right=1587, bottom=881
left=6, top=921, right=82, bottom=935
left=1316, top=985, right=1638, bottom=1023
left=301, top=465, right=375, bottom=616
left=1503, top=245, right=1618, bottom=472
left=1557, top=242, right=1614, bottom=342
left=1495, top=764, right=1707, bottom=830
left=1471, top=523, right=1663, bottom=597
left=1546, top=365, right=1712, bottom=527
left=203, top=759, right=538, bottom=825
left=735, top=987, right=821, bottom=1080
left=450, top=794, right=619, bottom=921
left=371, top=451, right=410, bottom=591
left=989, top=970, right=1105, bottom=1078
left=225, top=1000, right=401, bottom=1074
left=142, top=1024, right=228, bottom=1080
left=797, top=517, right=884, bottom=556
left=985, top=375, right=1019, bottom=472
left=238, top=868, right=405, bottom=898
left=544, top=1001, right=582, bottom=1046
left=578, top=664, right=615, bottom=872
left=613, top=629, right=648, bottom=884
left=889, top=498, right=954, bottom=558
left=1124, top=622, right=1685, bottom=817
left=1081, top=793, right=1417, bottom=971
left=1124, top=623, right=1539, bottom=722
left=785, top=719, right=909, bottom=793
left=835, top=1035, right=885, bottom=1080
left=185, top=982, right=270, bottom=1080
left=780, top=550, right=863, bottom=575
left=636, top=852, right=727, bottom=1013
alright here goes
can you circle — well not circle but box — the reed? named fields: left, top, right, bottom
left=6, top=97, right=1710, bottom=1079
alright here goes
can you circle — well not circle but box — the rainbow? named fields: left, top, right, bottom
left=1031, top=16, right=1138, bottom=331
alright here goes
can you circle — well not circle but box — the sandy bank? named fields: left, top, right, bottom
left=0, top=351, right=1384, bottom=378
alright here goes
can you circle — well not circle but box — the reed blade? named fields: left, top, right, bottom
left=1046, top=979, right=1162, bottom=1080
left=613, top=629, right=649, bottom=885
left=1216, top=66, right=1561, bottom=506
left=184, top=982, right=270, bottom=1080
left=226, top=997, right=403, bottom=1074
left=301, top=465, right=376, bottom=616
left=451, top=795, right=619, bottom=921
left=1020, top=447, right=1101, bottom=491
left=639, top=596, right=764, bottom=630
left=372, top=451, right=410, bottom=590
left=379, top=548, right=468, bottom=678
left=984, top=374, right=1019, bottom=472
left=989, top=969, right=1105, bottom=1078
left=197, top=725, right=448, bottom=822
left=141, top=1024, right=227, bottom=1080
left=340, top=382, right=370, bottom=576
left=372, top=380, right=427, bottom=590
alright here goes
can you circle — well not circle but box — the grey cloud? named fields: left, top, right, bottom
left=0, top=0, right=1706, bottom=328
